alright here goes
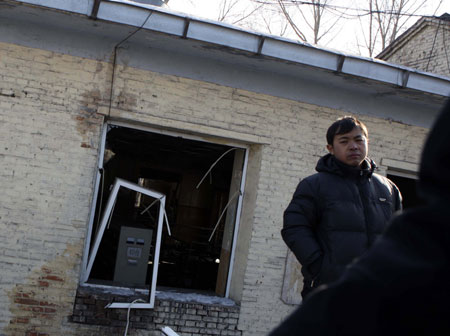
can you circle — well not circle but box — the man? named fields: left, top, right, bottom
left=271, top=101, right=450, bottom=336
left=282, top=116, right=402, bottom=298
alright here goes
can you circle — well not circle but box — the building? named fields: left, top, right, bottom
left=378, top=13, right=450, bottom=78
left=1, top=1, right=449, bottom=335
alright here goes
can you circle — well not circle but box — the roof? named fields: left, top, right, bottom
left=439, top=13, right=450, bottom=21
left=2, top=0, right=450, bottom=127
left=377, top=13, right=450, bottom=60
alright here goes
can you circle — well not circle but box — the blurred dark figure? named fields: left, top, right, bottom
left=271, top=100, right=450, bottom=336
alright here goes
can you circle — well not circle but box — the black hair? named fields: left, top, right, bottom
left=326, top=116, right=368, bottom=145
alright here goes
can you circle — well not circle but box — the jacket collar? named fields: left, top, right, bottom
left=316, top=154, right=376, bottom=178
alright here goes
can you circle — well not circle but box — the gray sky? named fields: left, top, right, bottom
left=167, top=0, right=450, bottom=57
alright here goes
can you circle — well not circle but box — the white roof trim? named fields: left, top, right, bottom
left=12, top=0, right=450, bottom=97
left=16, top=0, right=95, bottom=15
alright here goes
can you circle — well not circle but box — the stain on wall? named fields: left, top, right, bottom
left=75, top=89, right=105, bottom=148
left=5, top=243, right=83, bottom=336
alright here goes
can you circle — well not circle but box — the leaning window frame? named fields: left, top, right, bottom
left=84, top=178, right=166, bottom=309
left=80, top=121, right=249, bottom=300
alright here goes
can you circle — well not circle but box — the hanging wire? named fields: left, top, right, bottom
left=208, top=189, right=242, bottom=242
left=140, top=198, right=159, bottom=215
left=122, top=298, right=146, bottom=336
left=196, top=147, right=238, bottom=189
left=108, top=10, right=154, bottom=117
left=163, top=209, right=171, bottom=236
left=442, top=24, right=450, bottom=73
left=140, top=197, right=172, bottom=236
left=425, top=18, right=442, bottom=72
left=251, top=0, right=442, bottom=19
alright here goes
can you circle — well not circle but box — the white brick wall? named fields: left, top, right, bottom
left=382, top=20, right=450, bottom=78
left=0, top=42, right=105, bottom=335
left=0, top=41, right=428, bottom=336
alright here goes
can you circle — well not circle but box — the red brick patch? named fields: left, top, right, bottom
left=39, top=301, right=56, bottom=307
left=15, top=298, right=40, bottom=306
left=38, top=281, right=49, bottom=287
left=43, top=275, right=64, bottom=282
left=13, top=317, right=30, bottom=324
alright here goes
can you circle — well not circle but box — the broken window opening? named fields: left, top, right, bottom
left=387, top=171, right=424, bottom=209
left=83, top=124, right=247, bottom=298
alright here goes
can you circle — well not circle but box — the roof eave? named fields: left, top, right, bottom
left=9, top=0, right=450, bottom=97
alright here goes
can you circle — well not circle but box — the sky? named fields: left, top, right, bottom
left=166, top=0, right=450, bottom=57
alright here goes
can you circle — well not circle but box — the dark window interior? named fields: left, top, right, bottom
left=88, top=125, right=244, bottom=296
left=387, top=174, right=424, bottom=209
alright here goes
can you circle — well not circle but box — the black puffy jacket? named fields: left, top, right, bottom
left=282, top=154, right=402, bottom=290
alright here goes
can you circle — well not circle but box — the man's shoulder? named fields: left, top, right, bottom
left=371, top=172, right=394, bottom=185
left=301, top=171, right=339, bottom=185
left=370, top=173, right=402, bottom=209
left=371, top=173, right=399, bottom=193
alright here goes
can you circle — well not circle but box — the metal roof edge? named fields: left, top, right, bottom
left=12, top=0, right=450, bottom=98
left=13, top=0, right=95, bottom=16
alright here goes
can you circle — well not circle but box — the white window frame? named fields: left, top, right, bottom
left=80, top=121, right=249, bottom=301
left=83, top=178, right=166, bottom=309
left=381, top=158, right=419, bottom=179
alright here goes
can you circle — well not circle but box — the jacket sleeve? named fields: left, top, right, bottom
left=282, top=178, right=323, bottom=270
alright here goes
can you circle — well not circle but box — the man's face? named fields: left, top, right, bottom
left=327, top=127, right=368, bottom=167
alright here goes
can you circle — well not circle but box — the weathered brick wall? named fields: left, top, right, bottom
left=382, top=20, right=450, bottom=77
left=0, top=41, right=428, bottom=336
left=0, top=42, right=107, bottom=336
left=72, top=286, right=241, bottom=336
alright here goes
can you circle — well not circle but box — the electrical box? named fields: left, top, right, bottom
left=113, top=226, right=153, bottom=286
